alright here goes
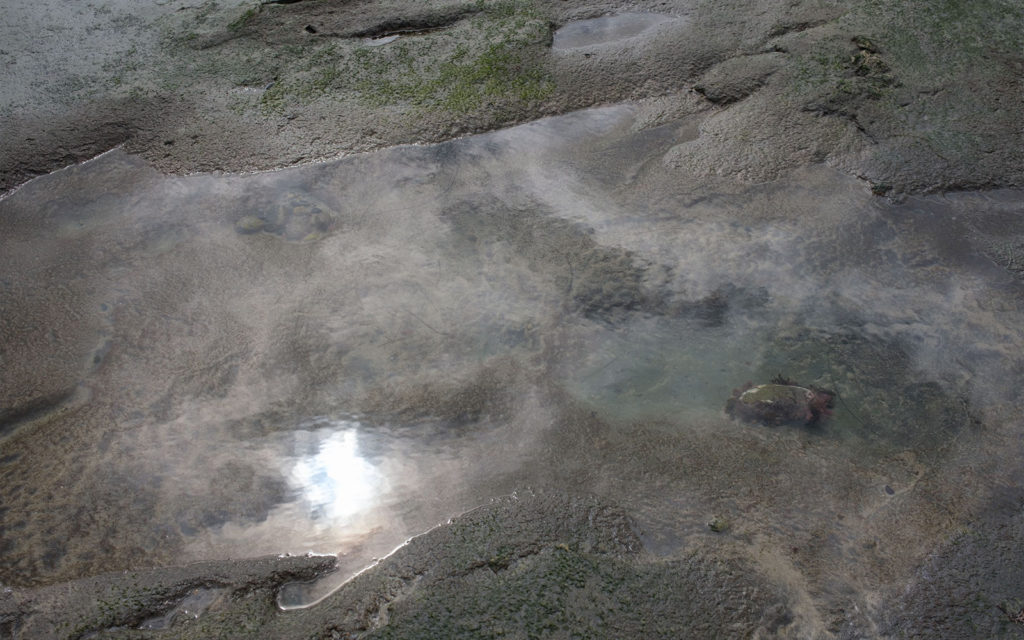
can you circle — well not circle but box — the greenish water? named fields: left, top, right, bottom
left=1, top=105, right=1023, bottom=620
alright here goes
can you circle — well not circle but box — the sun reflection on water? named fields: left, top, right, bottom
left=290, top=421, right=385, bottom=523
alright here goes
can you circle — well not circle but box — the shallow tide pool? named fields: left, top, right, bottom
left=2, top=105, right=1023, bottom=623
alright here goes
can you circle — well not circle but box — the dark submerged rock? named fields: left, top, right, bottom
left=725, top=375, right=835, bottom=426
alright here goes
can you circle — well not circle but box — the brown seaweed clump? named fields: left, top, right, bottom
left=725, top=375, right=835, bottom=426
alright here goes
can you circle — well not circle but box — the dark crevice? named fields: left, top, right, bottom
left=0, top=388, right=78, bottom=440
left=692, top=83, right=751, bottom=106
left=89, top=560, right=337, bottom=637
left=766, top=19, right=829, bottom=39
left=804, top=104, right=879, bottom=144
left=350, top=9, right=480, bottom=39
left=0, top=615, right=23, bottom=639
left=116, top=582, right=231, bottom=634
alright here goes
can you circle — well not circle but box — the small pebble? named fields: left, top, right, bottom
left=707, top=516, right=730, bottom=533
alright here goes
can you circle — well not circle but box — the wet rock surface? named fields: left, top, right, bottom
left=725, top=378, right=835, bottom=427
left=2, top=0, right=1022, bottom=194
left=360, top=503, right=794, bottom=640
left=0, top=494, right=794, bottom=639
left=0, top=554, right=336, bottom=639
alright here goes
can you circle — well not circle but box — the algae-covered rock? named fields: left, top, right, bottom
left=234, top=215, right=266, bottom=234
left=725, top=376, right=835, bottom=426
left=707, top=516, right=731, bottom=533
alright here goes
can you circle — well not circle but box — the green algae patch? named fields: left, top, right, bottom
left=255, top=1, right=553, bottom=116
left=352, top=8, right=555, bottom=114
left=859, top=0, right=1024, bottom=74
left=227, top=5, right=260, bottom=33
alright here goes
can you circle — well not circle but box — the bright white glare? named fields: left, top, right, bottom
left=290, top=427, right=384, bottom=521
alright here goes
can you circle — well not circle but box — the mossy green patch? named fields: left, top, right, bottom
left=791, top=0, right=1023, bottom=108
left=228, top=5, right=261, bottom=33
left=792, top=42, right=893, bottom=103
left=857, top=0, right=1024, bottom=77
left=258, top=0, right=553, bottom=116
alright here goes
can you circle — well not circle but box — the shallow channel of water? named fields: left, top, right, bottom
left=552, top=13, right=680, bottom=50
left=1, top=105, right=1023, bottom=617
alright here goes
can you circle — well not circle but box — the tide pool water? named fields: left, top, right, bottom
left=2, top=106, right=1022, bottom=620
